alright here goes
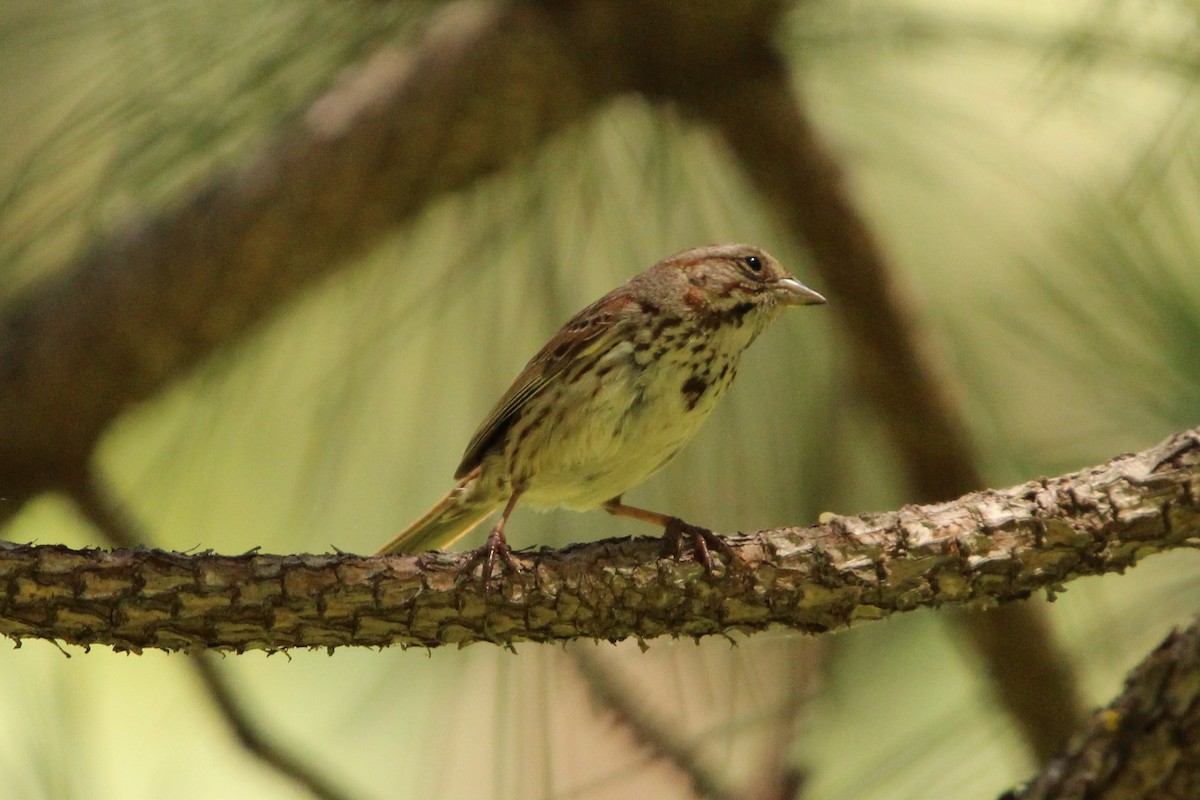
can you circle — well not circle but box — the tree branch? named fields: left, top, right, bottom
left=1004, top=613, right=1200, bottom=800
left=2, top=427, right=1197, bottom=653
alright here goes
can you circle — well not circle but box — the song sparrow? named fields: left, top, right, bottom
left=378, top=243, right=826, bottom=580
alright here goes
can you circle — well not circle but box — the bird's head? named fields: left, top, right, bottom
left=646, top=243, right=826, bottom=318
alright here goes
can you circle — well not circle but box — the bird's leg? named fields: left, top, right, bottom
left=466, top=491, right=523, bottom=586
left=602, top=496, right=735, bottom=575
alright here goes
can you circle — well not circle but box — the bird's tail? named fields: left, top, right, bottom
left=377, top=468, right=500, bottom=554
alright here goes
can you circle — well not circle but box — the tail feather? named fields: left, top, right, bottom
left=377, top=470, right=500, bottom=554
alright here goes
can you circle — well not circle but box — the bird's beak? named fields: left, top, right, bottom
left=774, top=277, right=827, bottom=306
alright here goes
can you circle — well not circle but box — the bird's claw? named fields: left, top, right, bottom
left=460, top=527, right=522, bottom=589
left=660, top=517, right=736, bottom=576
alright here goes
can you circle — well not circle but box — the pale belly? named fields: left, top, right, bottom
left=511, top=329, right=748, bottom=510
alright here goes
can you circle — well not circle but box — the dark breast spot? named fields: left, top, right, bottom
left=681, top=374, right=709, bottom=411
left=652, top=315, right=683, bottom=338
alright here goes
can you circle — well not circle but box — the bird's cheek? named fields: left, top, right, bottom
left=683, top=284, right=707, bottom=309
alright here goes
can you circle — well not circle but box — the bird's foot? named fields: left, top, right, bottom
left=660, top=517, right=736, bottom=576
left=460, top=525, right=523, bottom=588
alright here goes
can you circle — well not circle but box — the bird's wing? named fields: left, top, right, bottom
left=454, top=290, right=633, bottom=479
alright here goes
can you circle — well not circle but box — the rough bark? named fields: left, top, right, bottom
left=2, top=427, right=1197, bottom=653
left=1005, top=615, right=1200, bottom=800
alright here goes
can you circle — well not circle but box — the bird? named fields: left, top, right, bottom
left=378, top=243, right=826, bottom=580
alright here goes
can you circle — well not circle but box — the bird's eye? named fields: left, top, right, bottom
left=743, top=255, right=763, bottom=273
